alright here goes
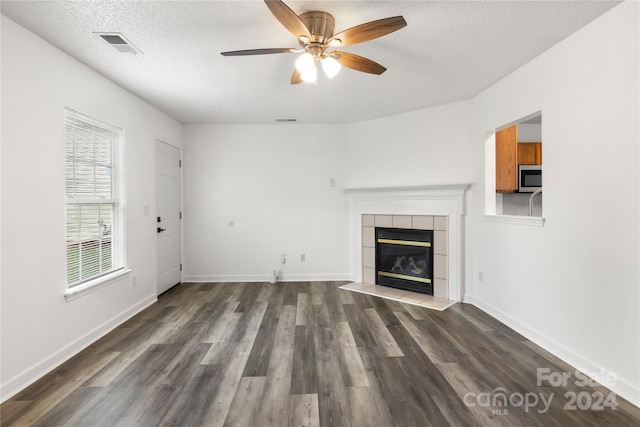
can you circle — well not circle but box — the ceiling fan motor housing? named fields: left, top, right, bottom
left=299, top=11, right=335, bottom=44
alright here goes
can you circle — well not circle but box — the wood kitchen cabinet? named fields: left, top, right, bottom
left=518, top=142, right=542, bottom=165
left=495, top=124, right=518, bottom=193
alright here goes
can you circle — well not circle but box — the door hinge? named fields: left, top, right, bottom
left=180, top=263, right=183, bottom=271
left=179, top=160, right=182, bottom=167
left=180, top=211, right=182, bottom=219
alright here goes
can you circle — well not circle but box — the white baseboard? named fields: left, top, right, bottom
left=470, top=296, right=640, bottom=408
left=0, top=294, right=157, bottom=403
left=278, top=273, right=351, bottom=282
left=183, top=274, right=267, bottom=283
left=183, top=273, right=352, bottom=283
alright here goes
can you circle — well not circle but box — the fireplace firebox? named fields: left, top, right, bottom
left=376, top=227, right=434, bottom=295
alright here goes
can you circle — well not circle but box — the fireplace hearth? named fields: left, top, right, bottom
left=376, top=227, right=433, bottom=295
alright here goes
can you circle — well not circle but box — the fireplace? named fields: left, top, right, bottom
left=346, top=185, right=469, bottom=302
left=376, top=227, right=433, bottom=295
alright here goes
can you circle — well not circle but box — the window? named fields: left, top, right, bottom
left=65, top=109, right=125, bottom=288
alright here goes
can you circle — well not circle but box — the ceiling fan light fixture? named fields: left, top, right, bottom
left=321, top=56, right=341, bottom=78
left=300, top=66, right=317, bottom=84
left=295, top=52, right=315, bottom=73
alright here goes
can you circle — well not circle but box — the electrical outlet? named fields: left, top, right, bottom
left=330, top=178, right=336, bottom=187
left=281, top=254, right=286, bottom=264
left=478, top=271, right=484, bottom=282
left=132, top=275, right=137, bottom=287
left=300, top=253, right=306, bottom=262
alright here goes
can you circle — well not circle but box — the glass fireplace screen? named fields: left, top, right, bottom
left=375, top=227, right=434, bottom=295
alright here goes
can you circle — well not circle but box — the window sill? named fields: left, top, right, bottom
left=483, top=214, right=546, bottom=227
left=64, top=269, right=132, bottom=302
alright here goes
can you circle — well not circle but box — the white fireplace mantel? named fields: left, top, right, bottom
left=345, top=184, right=470, bottom=302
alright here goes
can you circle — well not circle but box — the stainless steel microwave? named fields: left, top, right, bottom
left=518, top=165, right=542, bottom=192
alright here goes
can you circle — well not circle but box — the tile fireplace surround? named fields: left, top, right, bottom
left=362, top=214, right=447, bottom=298
left=345, top=185, right=470, bottom=302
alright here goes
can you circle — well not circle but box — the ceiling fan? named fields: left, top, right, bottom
left=221, top=0, right=407, bottom=84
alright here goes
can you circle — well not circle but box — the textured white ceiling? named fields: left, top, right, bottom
left=1, top=0, right=620, bottom=124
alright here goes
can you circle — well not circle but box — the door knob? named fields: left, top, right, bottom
left=157, top=227, right=166, bottom=233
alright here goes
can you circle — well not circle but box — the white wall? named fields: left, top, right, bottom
left=182, top=124, right=349, bottom=282
left=345, top=100, right=472, bottom=188
left=1, top=16, right=183, bottom=401
left=468, top=1, right=639, bottom=405
left=181, top=100, right=473, bottom=283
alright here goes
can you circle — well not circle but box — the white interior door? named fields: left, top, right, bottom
left=156, top=140, right=182, bottom=295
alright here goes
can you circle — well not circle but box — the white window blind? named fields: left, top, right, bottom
left=65, top=109, right=125, bottom=287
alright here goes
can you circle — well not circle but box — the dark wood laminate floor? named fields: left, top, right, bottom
left=2, top=281, right=639, bottom=426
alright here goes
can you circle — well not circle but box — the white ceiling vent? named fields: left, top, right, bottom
left=94, top=32, right=142, bottom=54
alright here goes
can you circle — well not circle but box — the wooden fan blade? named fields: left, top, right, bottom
left=221, top=48, right=295, bottom=56
left=264, top=0, right=311, bottom=40
left=328, top=16, right=407, bottom=47
left=333, top=51, right=387, bottom=75
left=291, top=68, right=302, bottom=85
